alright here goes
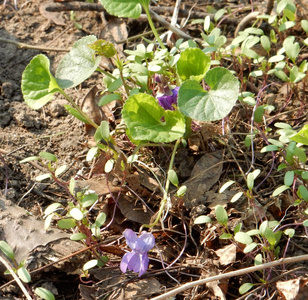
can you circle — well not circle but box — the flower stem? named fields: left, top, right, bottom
left=164, top=138, right=181, bottom=199
left=142, top=138, right=181, bottom=229
left=141, top=4, right=166, bottom=49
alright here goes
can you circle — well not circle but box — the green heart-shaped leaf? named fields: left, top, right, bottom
left=21, top=54, right=60, bottom=109
left=100, top=0, right=142, bottom=18
left=55, top=35, right=101, bottom=89
left=178, top=67, right=239, bottom=121
left=177, top=48, right=211, bottom=82
left=122, top=93, right=185, bottom=143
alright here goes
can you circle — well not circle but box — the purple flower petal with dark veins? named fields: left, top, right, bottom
left=120, top=229, right=155, bottom=277
left=157, top=87, right=179, bottom=111
left=158, top=95, right=176, bottom=110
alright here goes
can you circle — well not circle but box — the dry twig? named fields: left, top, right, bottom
left=0, top=255, right=32, bottom=300
left=150, top=254, right=308, bottom=300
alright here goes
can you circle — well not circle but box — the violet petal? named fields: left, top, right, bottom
left=120, top=230, right=155, bottom=277
left=139, top=253, right=149, bottom=277
left=138, top=232, right=155, bottom=252
left=127, top=252, right=141, bottom=273
left=158, top=95, right=174, bottom=110
left=123, top=229, right=138, bottom=250
left=120, top=252, right=134, bottom=273
left=172, top=86, right=180, bottom=97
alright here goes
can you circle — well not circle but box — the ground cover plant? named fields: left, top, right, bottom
left=0, top=0, right=308, bottom=299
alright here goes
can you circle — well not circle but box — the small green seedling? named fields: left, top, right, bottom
left=0, top=241, right=55, bottom=299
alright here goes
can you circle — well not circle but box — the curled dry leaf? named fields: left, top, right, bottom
left=215, top=244, right=237, bottom=266
left=183, top=150, right=223, bottom=208
left=80, top=86, right=107, bottom=136
left=276, top=277, right=308, bottom=300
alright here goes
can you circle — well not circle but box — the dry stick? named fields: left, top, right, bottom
left=266, top=0, right=275, bottom=14
left=44, top=1, right=104, bottom=12
left=42, top=2, right=246, bottom=40
left=43, top=1, right=193, bottom=41
left=234, top=11, right=260, bottom=37
left=44, top=2, right=216, bottom=22
left=148, top=8, right=192, bottom=41
left=0, top=38, right=68, bottom=52
left=165, top=0, right=182, bottom=43
left=0, top=255, right=32, bottom=300
left=150, top=254, right=308, bottom=300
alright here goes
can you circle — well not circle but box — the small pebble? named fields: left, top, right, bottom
left=49, top=102, right=66, bottom=117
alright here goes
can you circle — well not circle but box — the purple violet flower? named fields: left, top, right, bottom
left=158, top=87, right=180, bottom=111
left=120, top=229, right=155, bottom=277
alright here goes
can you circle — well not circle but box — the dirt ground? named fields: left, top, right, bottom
left=1, top=0, right=308, bottom=299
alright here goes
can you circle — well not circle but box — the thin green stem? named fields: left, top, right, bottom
left=142, top=4, right=166, bottom=49
left=59, top=91, right=120, bottom=154
left=142, top=138, right=181, bottom=229
left=96, top=67, right=117, bottom=80
left=164, top=138, right=181, bottom=199
left=143, top=198, right=167, bottom=230
left=115, top=54, right=130, bottom=98
left=60, top=89, right=99, bottom=129
left=119, top=68, right=130, bottom=98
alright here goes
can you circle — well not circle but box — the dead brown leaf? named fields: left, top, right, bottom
left=39, top=1, right=66, bottom=26
left=123, top=278, right=161, bottom=300
left=277, top=278, right=300, bottom=300
left=215, top=244, right=237, bottom=266
left=86, top=269, right=161, bottom=300
left=0, top=197, right=85, bottom=277
left=74, top=174, right=120, bottom=196
left=277, top=277, right=308, bottom=300
left=80, top=86, right=107, bottom=137
left=117, top=195, right=153, bottom=224
left=183, top=150, right=223, bottom=208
